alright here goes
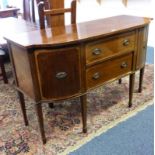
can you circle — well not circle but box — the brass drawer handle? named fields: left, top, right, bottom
left=92, top=48, right=102, bottom=56
left=56, top=72, right=67, bottom=79
left=92, top=72, right=100, bottom=80
left=121, top=62, right=128, bottom=68
left=123, top=39, right=130, bottom=46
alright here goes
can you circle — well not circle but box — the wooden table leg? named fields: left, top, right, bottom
left=118, top=79, right=122, bottom=84
left=0, top=55, right=8, bottom=84
left=80, top=95, right=87, bottom=133
left=35, top=102, right=46, bottom=144
left=48, top=102, right=54, bottom=108
left=138, top=67, right=145, bottom=93
left=17, top=91, right=29, bottom=126
left=129, top=73, right=135, bottom=108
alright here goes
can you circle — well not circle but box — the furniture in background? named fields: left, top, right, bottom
left=0, top=17, right=38, bottom=49
left=22, top=0, right=53, bottom=24
left=37, top=0, right=74, bottom=28
left=0, top=7, right=20, bottom=81
left=0, top=17, right=38, bottom=84
left=0, top=7, right=19, bottom=18
left=23, top=0, right=36, bottom=22
left=5, top=15, right=151, bottom=144
left=0, top=49, right=8, bottom=83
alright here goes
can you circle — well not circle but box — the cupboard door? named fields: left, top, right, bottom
left=136, top=26, right=149, bottom=69
left=35, top=47, right=81, bottom=100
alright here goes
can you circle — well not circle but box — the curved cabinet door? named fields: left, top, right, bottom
left=35, top=47, right=81, bottom=100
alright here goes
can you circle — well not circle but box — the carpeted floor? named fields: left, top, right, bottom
left=0, top=48, right=154, bottom=155
left=70, top=105, right=154, bottom=155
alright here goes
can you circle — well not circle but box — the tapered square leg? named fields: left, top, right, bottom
left=118, top=79, right=122, bottom=84
left=17, top=91, right=29, bottom=126
left=35, top=102, right=46, bottom=144
left=48, top=102, right=54, bottom=109
left=129, top=73, right=135, bottom=108
left=138, top=67, right=145, bottom=93
left=0, top=55, right=8, bottom=84
left=80, top=95, right=87, bottom=133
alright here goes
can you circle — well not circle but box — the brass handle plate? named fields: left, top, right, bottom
left=92, top=48, right=102, bottom=55
left=121, top=62, right=128, bottom=68
left=123, top=39, right=130, bottom=46
left=56, top=72, right=67, bottom=79
left=92, top=72, right=100, bottom=80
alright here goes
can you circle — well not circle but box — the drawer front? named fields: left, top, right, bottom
left=86, top=31, right=135, bottom=65
left=35, top=47, right=81, bottom=100
left=86, top=53, right=133, bottom=89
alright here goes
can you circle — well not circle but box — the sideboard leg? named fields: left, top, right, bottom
left=138, top=67, right=145, bottom=93
left=35, top=102, right=46, bottom=144
left=17, top=91, right=29, bottom=126
left=80, top=95, right=87, bottom=133
left=0, top=55, right=8, bottom=84
left=129, top=73, right=135, bottom=108
left=48, top=102, right=54, bottom=108
left=118, top=79, right=122, bottom=84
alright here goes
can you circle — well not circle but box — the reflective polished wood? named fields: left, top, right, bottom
left=0, top=17, right=38, bottom=48
left=5, top=15, right=151, bottom=144
left=38, top=0, right=76, bottom=29
left=5, top=15, right=151, bottom=48
left=0, top=17, right=38, bottom=84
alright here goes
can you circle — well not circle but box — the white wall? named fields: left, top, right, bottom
left=3, top=0, right=154, bottom=46
left=7, top=0, right=23, bottom=11
left=65, top=0, right=154, bottom=46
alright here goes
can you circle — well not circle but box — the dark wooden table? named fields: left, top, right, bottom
left=0, top=7, right=20, bottom=18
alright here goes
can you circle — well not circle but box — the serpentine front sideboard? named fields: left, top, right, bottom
left=5, top=15, right=151, bottom=144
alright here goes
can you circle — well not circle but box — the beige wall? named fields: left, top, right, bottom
left=65, top=0, right=154, bottom=46
left=3, top=0, right=154, bottom=46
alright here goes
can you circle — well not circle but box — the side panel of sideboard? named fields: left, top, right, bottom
left=9, top=44, right=36, bottom=99
left=136, top=26, right=149, bottom=70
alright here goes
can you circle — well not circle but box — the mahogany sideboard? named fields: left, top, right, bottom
left=5, top=15, right=151, bottom=144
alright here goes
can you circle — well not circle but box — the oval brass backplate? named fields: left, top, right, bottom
left=121, top=62, right=128, bottom=68
left=123, top=39, right=130, bottom=46
left=92, top=48, right=102, bottom=56
left=92, top=72, right=100, bottom=80
left=56, top=72, right=67, bottom=79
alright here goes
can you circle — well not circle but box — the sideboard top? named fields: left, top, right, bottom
left=5, top=15, right=152, bottom=49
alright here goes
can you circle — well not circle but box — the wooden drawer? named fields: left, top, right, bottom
left=85, top=31, right=136, bottom=65
left=86, top=52, right=133, bottom=89
left=35, top=47, right=81, bottom=100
